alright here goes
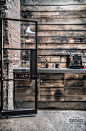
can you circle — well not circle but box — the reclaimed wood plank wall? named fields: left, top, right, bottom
left=21, top=0, right=86, bottom=68
left=17, top=0, right=86, bottom=103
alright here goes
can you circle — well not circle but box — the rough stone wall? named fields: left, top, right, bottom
left=5, top=0, right=20, bottom=110
left=0, top=0, right=6, bottom=110
left=0, top=0, right=21, bottom=110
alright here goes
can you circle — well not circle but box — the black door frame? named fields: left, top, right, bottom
left=0, top=18, right=37, bottom=117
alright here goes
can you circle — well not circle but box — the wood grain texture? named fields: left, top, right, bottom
left=36, top=44, right=86, bottom=49
left=40, top=88, right=64, bottom=96
left=37, top=50, right=85, bottom=56
left=38, top=56, right=61, bottom=63
left=21, top=17, right=86, bottom=24
left=21, top=43, right=86, bottom=50
left=40, top=79, right=64, bottom=83
left=40, top=96, right=64, bottom=102
left=21, top=5, right=86, bottom=11
left=40, top=74, right=64, bottom=79
left=22, top=37, right=86, bottom=44
left=65, top=95, right=86, bottom=101
left=21, top=11, right=86, bottom=19
left=40, top=82, right=64, bottom=88
left=21, top=30, right=86, bottom=37
left=64, top=80, right=86, bottom=87
left=21, top=0, right=86, bottom=6
left=21, top=25, right=86, bottom=31
left=20, top=1, right=86, bottom=103
left=64, top=87, right=86, bottom=95
left=64, top=73, right=86, bottom=80
left=15, top=96, right=36, bottom=101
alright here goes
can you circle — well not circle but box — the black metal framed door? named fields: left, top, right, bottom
left=0, top=18, right=37, bottom=117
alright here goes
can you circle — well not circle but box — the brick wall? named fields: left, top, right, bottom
left=0, top=0, right=6, bottom=110
left=0, top=0, right=21, bottom=110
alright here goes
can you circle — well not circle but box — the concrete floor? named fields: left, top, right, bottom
left=0, top=110, right=86, bottom=131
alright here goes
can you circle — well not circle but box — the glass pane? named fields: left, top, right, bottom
left=3, top=49, right=30, bottom=79
left=15, top=79, right=35, bottom=109
left=2, top=19, right=37, bottom=113
left=3, top=20, right=36, bottom=49
left=2, top=80, right=35, bottom=110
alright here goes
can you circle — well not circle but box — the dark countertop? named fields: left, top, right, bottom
left=13, top=68, right=86, bottom=74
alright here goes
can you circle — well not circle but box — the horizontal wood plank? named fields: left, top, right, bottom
left=37, top=50, right=84, bottom=56
left=21, top=5, right=86, bottom=11
left=15, top=96, right=36, bottom=101
left=37, top=44, right=86, bottom=49
left=23, top=37, right=86, bottom=44
left=21, top=0, right=86, bottom=6
left=21, top=30, right=86, bottom=37
left=64, top=88, right=86, bottom=95
left=40, top=80, right=64, bottom=83
left=64, top=80, right=86, bottom=87
left=65, top=95, right=86, bottom=101
left=40, top=96, right=64, bottom=101
left=40, top=88, right=64, bottom=96
left=21, top=17, right=86, bottom=24
left=21, top=25, right=86, bottom=31
left=40, top=74, right=64, bottom=79
left=40, top=82, right=64, bottom=88
left=38, top=56, right=60, bottom=62
left=64, top=73, right=86, bottom=80
left=21, top=43, right=86, bottom=50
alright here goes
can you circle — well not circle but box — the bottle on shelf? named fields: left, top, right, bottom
left=46, top=59, right=48, bottom=68
left=55, top=62, right=58, bottom=68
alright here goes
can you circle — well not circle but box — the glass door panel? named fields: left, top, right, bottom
left=1, top=18, right=37, bottom=117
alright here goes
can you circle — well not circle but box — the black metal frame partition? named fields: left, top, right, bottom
left=0, top=18, right=37, bottom=117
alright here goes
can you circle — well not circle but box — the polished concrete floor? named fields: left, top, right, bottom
left=0, top=110, right=86, bottom=131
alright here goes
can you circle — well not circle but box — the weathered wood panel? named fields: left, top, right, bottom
left=40, top=88, right=64, bottom=95
left=64, top=80, right=86, bottom=87
left=38, top=56, right=60, bottom=62
left=21, top=25, right=86, bottom=31
left=64, top=73, right=86, bottom=80
left=65, top=95, right=86, bottom=101
left=40, top=96, right=64, bottom=102
left=64, top=88, right=86, bottom=95
left=15, top=91, right=35, bottom=96
left=40, top=74, right=64, bottom=80
left=26, top=55, right=59, bottom=63
left=21, top=0, right=86, bottom=6
left=37, top=44, right=86, bottom=49
left=37, top=50, right=86, bottom=56
left=22, top=37, right=86, bottom=44
left=40, top=82, right=64, bottom=88
left=15, top=82, right=35, bottom=87
left=40, top=79, right=64, bottom=83
left=15, top=88, right=35, bottom=94
left=21, top=5, right=86, bottom=12
left=21, top=18, right=86, bottom=24
left=21, top=43, right=86, bottom=50
left=15, top=96, right=36, bottom=101
left=21, top=0, right=86, bottom=104
left=21, top=11, right=86, bottom=19
left=21, top=31, right=86, bottom=37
